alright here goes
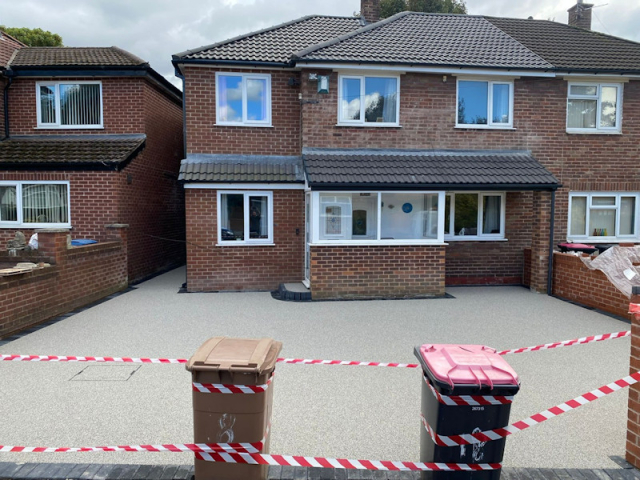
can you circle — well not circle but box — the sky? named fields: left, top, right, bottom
left=1, top=0, right=639, bottom=88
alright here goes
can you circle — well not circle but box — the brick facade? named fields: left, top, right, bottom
left=185, top=188, right=304, bottom=292
left=0, top=227, right=128, bottom=338
left=310, top=245, right=446, bottom=299
left=1, top=76, right=184, bottom=283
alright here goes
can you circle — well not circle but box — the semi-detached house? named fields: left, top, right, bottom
left=173, top=0, right=640, bottom=299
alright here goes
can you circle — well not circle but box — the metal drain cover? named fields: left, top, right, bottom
left=70, top=365, right=141, bottom=382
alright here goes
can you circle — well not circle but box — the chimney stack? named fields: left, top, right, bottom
left=568, top=0, right=594, bottom=30
left=361, top=0, right=381, bottom=24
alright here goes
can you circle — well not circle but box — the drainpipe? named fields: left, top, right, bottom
left=547, top=189, right=556, bottom=295
left=3, top=75, right=12, bottom=139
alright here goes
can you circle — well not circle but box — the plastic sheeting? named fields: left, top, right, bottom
left=578, top=246, right=640, bottom=298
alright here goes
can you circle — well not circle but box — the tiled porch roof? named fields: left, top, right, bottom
left=303, top=148, right=560, bottom=190
left=179, top=154, right=304, bottom=183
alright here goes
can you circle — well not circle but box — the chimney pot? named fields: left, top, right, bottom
left=361, top=0, right=381, bottom=24
left=568, top=1, right=594, bottom=30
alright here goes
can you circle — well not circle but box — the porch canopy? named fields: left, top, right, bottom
left=303, top=148, right=559, bottom=191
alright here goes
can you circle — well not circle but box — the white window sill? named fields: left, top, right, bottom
left=0, top=223, right=71, bottom=229
left=455, top=125, right=516, bottom=130
left=216, top=242, right=275, bottom=247
left=214, top=123, right=273, bottom=128
left=35, top=126, right=104, bottom=130
left=335, top=123, right=402, bottom=128
left=445, top=237, right=507, bottom=242
left=310, top=241, right=448, bottom=247
left=567, top=238, right=637, bottom=244
left=565, top=129, right=622, bottom=135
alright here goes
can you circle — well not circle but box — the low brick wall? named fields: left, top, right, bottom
left=309, top=245, right=446, bottom=300
left=552, top=251, right=630, bottom=319
left=0, top=226, right=128, bottom=338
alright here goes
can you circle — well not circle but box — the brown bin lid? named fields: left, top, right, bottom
left=186, top=337, right=282, bottom=374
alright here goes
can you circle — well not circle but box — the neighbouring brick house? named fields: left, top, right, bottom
left=0, top=39, right=185, bottom=283
left=173, top=0, right=640, bottom=299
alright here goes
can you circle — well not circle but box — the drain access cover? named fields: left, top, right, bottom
left=70, top=365, right=141, bottom=382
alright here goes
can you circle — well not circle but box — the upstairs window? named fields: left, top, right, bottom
left=338, top=75, right=399, bottom=126
left=566, top=83, right=622, bottom=133
left=456, top=79, right=513, bottom=128
left=216, top=73, right=271, bottom=126
left=36, top=82, right=103, bottom=128
left=0, top=181, right=70, bottom=227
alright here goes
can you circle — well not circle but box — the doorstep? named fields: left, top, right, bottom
left=274, top=282, right=312, bottom=302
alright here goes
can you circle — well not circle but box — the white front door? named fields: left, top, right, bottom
left=304, top=192, right=311, bottom=287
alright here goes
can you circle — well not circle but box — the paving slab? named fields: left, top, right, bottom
left=0, top=267, right=632, bottom=469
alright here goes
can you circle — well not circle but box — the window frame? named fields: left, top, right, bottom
left=0, top=180, right=71, bottom=228
left=444, top=192, right=506, bottom=241
left=566, top=82, right=623, bottom=134
left=215, top=72, right=272, bottom=127
left=455, top=78, right=514, bottom=129
left=567, top=192, right=639, bottom=242
left=337, top=74, right=401, bottom=127
left=216, top=190, right=274, bottom=245
left=35, top=81, right=104, bottom=129
left=310, top=191, right=445, bottom=245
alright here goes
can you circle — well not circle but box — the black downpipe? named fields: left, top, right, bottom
left=3, top=76, right=12, bottom=139
left=547, top=190, right=556, bottom=295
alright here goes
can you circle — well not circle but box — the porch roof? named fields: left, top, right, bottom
left=303, top=148, right=560, bottom=191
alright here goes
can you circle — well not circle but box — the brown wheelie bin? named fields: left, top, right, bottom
left=186, top=337, right=282, bottom=480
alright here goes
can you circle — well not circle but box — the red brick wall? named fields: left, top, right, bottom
left=627, top=299, right=640, bottom=467
left=183, top=67, right=301, bottom=155
left=0, top=228, right=128, bottom=338
left=185, top=188, right=304, bottom=291
left=0, top=76, right=6, bottom=140
left=310, top=245, right=446, bottom=299
left=523, top=247, right=532, bottom=287
left=552, top=251, right=630, bottom=318
left=8, top=77, right=145, bottom=135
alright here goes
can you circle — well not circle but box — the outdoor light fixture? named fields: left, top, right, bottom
left=317, top=75, right=329, bottom=94
left=308, top=73, right=318, bottom=81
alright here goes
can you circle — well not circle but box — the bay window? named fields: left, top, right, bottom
left=338, top=75, right=399, bottom=126
left=217, top=191, right=273, bottom=244
left=566, top=83, right=622, bottom=133
left=456, top=79, right=513, bottom=128
left=444, top=192, right=505, bottom=240
left=314, top=191, right=443, bottom=243
left=568, top=192, right=638, bottom=241
left=0, top=181, right=70, bottom=227
left=36, top=82, right=102, bottom=128
left=216, top=73, right=271, bottom=126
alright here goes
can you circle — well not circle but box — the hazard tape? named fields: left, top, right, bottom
left=424, top=376, right=513, bottom=406
left=194, top=452, right=500, bottom=471
left=0, top=355, right=187, bottom=364
left=496, top=330, right=630, bottom=355
left=275, top=358, right=420, bottom=368
left=422, top=371, right=640, bottom=447
left=0, top=442, right=262, bottom=454
left=193, top=375, right=273, bottom=394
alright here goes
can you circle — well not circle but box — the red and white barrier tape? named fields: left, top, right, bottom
left=0, top=442, right=263, bottom=455
left=422, top=371, right=640, bottom=447
left=496, top=330, right=630, bottom=356
left=275, top=358, right=420, bottom=368
left=425, top=376, right=513, bottom=406
left=194, top=452, right=500, bottom=471
left=193, top=375, right=273, bottom=394
left=0, top=355, right=187, bottom=364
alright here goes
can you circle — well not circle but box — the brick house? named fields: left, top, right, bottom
left=0, top=38, right=184, bottom=283
left=173, top=0, right=640, bottom=299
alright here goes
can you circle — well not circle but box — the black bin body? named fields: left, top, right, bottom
left=415, top=345, right=520, bottom=480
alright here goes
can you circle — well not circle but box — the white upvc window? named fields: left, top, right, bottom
left=0, top=181, right=71, bottom=228
left=338, top=75, right=400, bottom=126
left=217, top=191, right=273, bottom=245
left=444, top=192, right=506, bottom=240
left=311, top=191, right=445, bottom=245
left=456, top=79, right=514, bottom=128
left=36, top=81, right=103, bottom=129
left=566, top=82, right=622, bottom=133
left=215, top=72, right=271, bottom=126
left=568, top=192, right=639, bottom=242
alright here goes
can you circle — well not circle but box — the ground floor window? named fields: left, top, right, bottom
left=217, top=191, right=273, bottom=244
left=0, top=181, right=70, bottom=227
left=313, top=191, right=443, bottom=244
left=444, top=192, right=505, bottom=240
left=568, top=192, right=639, bottom=241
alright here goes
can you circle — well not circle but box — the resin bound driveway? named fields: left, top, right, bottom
left=0, top=267, right=632, bottom=469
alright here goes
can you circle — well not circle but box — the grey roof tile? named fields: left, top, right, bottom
left=9, top=47, right=147, bottom=67
left=179, top=154, right=304, bottom=183
left=0, top=135, right=146, bottom=168
left=303, top=148, right=559, bottom=188
left=174, top=15, right=363, bottom=64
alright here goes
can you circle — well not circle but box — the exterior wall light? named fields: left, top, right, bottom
left=317, top=75, right=329, bottom=94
